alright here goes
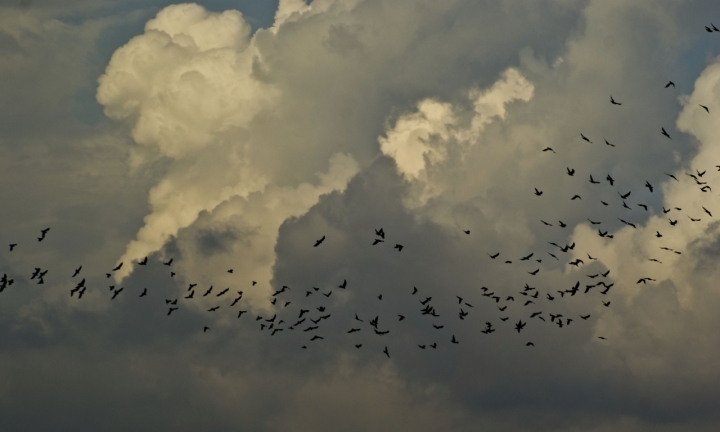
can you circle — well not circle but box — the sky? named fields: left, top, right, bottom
left=1, top=0, right=720, bottom=430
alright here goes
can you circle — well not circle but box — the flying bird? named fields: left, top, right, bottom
left=313, top=236, right=325, bottom=247
left=700, top=104, right=709, bottom=113
left=610, top=96, right=621, bottom=105
left=581, top=133, right=592, bottom=143
left=661, top=127, right=671, bottom=139
left=665, top=81, right=675, bottom=88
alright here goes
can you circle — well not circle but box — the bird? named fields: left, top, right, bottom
left=534, top=188, right=543, bottom=196
left=227, top=269, right=233, bottom=273
left=9, top=244, right=16, bottom=251
left=412, top=287, right=418, bottom=295
left=606, top=175, right=615, bottom=186
left=571, top=195, right=582, bottom=200
left=375, top=228, right=385, bottom=239
left=313, top=236, right=325, bottom=247
left=112, top=262, right=123, bottom=271
left=138, top=256, right=147, bottom=265
left=604, top=139, right=615, bottom=147
left=72, top=266, right=82, bottom=277
left=394, top=244, right=403, bottom=251
left=661, top=127, right=671, bottom=139
left=372, top=239, right=384, bottom=245
left=463, top=230, right=470, bottom=235
left=619, top=191, right=631, bottom=199
left=610, top=96, right=621, bottom=105
left=139, top=288, right=147, bottom=297
left=488, top=252, right=499, bottom=259
left=520, top=253, right=533, bottom=261
left=203, top=326, right=210, bottom=333
left=383, top=346, right=390, bottom=358
left=703, top=207, right=712, bottom=217
left=38, top=227, right=50, bottom=242
left=645, top=181, right=653, bottom=192
left=528, top=269, right=540, bottom=275
left=526, top=342, right=534, bottom=347
left=700, top=104, right=709, bottom=113
left=451, top=335, right=459, bottom=344
left=665, top=173, right=678, bottom=181
left=167, top=307, right=178, bottom=315
left=203, top=286, right=213, bottom=296
left=163, top=258, right=173, bottom=266
left=338, top=279, right=347, bottom=288
left=665, top=81, right=675, bottom=88
left=589, top=175, right=599, bottom=184
left=567, top=167, right=575, bottom=176
left=111, top=288, right=123, bottom=299
left=558, top=221, right=567, bottom=227
left=515, top=320, right=526, bottom=333
left=581, top=133, right=592, bottom=143
left=542, top=147, right=556, bottom=153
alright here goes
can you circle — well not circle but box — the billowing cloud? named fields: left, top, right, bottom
left=5, top=0, right=720, bottom=431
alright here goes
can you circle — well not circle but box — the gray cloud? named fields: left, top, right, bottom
left=3, top=0, right=720, bottom=431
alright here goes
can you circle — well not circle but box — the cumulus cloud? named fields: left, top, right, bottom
left=6, top=0, right=720, bottom=431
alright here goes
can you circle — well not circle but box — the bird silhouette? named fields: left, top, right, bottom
left=313, top=236, right=325, bottom=247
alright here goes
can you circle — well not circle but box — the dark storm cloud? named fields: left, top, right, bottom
left=2, top=1, right=720, bottom=431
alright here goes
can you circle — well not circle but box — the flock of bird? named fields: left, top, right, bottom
left=1, top=30, right=718, bottom=359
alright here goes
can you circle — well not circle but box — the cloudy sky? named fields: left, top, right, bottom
left=2, top=0, right=720, bottom=430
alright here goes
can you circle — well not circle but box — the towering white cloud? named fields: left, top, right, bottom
left=97, top=3, right=360, bottom=281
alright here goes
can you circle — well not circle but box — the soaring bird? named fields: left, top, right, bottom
left=700, top=104, right=710, bottom=113
left=383, top=346, right=390, bottom=358
left=112, top=262, right=123, bottom=271
left=610, top=96, right=621, bottom=105
left=138, top=256, right=148, bottom=265
left=313, top=236, right=325, bottom=247
left=567, top=167, right=575, bottom=176
left=534, top=188, right=543, bottom=196
left=661, top=127, right=671, bottom=139
left=665, top=81, right=675, bottom=88
left=72, top=266, right=82, bottom=277
left=581, top=133, right=592, bottom=143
